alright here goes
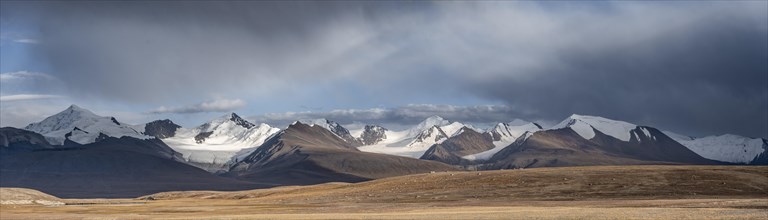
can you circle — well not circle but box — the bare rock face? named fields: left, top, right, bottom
left=228, top=113, right=254, bottom=129
left=110, top=117, right=121, bottom=125
left=309, top=119, right=363, bottom=146
left=194, top=131, right=213, bottom=144
left=420, top=127, right=495, bottom=165
left=358, top=125, right=387, bottom=145
left=143, top=119, right=181, bottom=139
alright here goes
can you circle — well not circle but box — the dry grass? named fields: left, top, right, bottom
left=2, top=165, right=767, bottom=219
left=147, top=165, right=768, bottom=203
left=2, top=199, right=766, bottom=220
left=0, top=188, right=61, bottom=202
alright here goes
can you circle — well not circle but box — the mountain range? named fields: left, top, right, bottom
left=1, top=105, right=765, bottom=197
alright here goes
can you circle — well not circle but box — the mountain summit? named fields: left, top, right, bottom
left=227, top=113, right=255, bottom=129
left=160, top=113, right=280, bottom=172
left=296, top=119, right=362, bottom=146
left=663, top=132, right=768, bottom=164
left=24, top=105, right=147, bottom=145
left=486, top=115, right=720, bottom=169
left=407, top=115, right=451, bottom=137
left=551, top=114, right=639, bottom=142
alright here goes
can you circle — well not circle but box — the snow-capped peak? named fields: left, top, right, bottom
left=196, top=112, right=256, bottom=133
left=66, top=104, right=96, bottom=114
left=423, top=115, right=449, bottom=125
left=662, top=131, right=767, bottom=164
left=25, top=105, right=99, bottom=133
left=295, top=118, right=342, bottom=132
left=24, top=105, right=147, bottom=145
left=551, top=114, right=638, bottom=141
left=407, top=125, right=449, bottom=148
left=161, top=115, right=281, bottom=172
left=404, top=117, right=465, bottom=148
left=487, top=121, right=542, bottom=144
left=507, top=119, right=532, bottom=126
left=407, top=115, right=451, bottom=137
left=296, top=118, right=332, bottom=127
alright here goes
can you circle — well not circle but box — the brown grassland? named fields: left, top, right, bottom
left=1, top=165, right=767, bottom=219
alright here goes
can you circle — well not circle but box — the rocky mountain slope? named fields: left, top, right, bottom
left=485, top=115, right=723, bottom=169
left=357, top=125, right=387, bottom=145
left=420, top=127, right=495, bottom=165
left=227, top=121, right=458, bottom=185
left=135, top=119, right=181, bottom=139
left=461, top=120, right=542, bottom=161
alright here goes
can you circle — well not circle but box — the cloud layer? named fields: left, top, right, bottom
left=0, top=94, right=63, bottom=102
left=1, top=1, right=766, bottom=137
left=249, top=104, right=546, bottom=129
left=148, top=99, right=246, bottom=114
left=0, top=71, right=55, bottom=81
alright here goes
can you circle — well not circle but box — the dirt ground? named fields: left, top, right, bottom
left=1, top=165, right=766, bottom=219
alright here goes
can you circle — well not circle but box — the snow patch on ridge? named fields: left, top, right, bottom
left=551, top=114, right=637, bottom=141
left=663, top=132, right=766, bottom=164
left=640, top=127, right=652, bottom=140
left=294, top=118, right=357, bottom=142
left=463, top=131, right=535, bottom=161
left=662, top=130, right=694, bottom=141
left=441, top=122, right=465, bottom=137
left=406, top=115, right=451, bottom=137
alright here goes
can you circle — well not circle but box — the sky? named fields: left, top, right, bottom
left=0, top=1, right=766, bottom=138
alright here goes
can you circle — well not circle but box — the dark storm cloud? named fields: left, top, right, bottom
left=14, top=1, right=426, bottom=102
left=467, top=7, right=768, bottom=138
left=2, top=1, right=766, bottom=137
